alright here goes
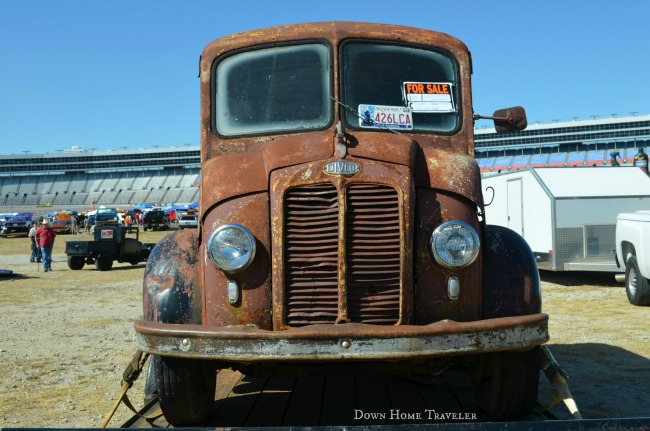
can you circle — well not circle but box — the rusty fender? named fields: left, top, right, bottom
left=482, top=225, right=542, bottom=318
left=134, top=314, right=548, bottom=361
left=142, top=229, right=201, bottom=325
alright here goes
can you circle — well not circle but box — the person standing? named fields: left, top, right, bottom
left=71, top=215, right=79, bottom=235
left=633, top=148, right=649, bottom=174
left=36, top=219, right=56, bottom=272
left=28, top=221, right=42, bottom=263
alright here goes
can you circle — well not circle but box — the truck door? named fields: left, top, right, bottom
left=507, top=178, right=524, bottom=236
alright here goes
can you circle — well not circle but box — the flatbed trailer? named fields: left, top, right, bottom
left=100, top=349, right=650, bottom=430
left=121, top=367, right=553, bottom=428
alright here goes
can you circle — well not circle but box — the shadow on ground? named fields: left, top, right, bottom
left=540, top=270, right=621, bottom=287
left=542, top=343, right=650, bottom=420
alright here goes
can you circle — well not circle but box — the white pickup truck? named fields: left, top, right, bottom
left=615, top=210, right=650, bottom=305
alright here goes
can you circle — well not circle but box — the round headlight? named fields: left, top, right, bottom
left=207, top=224, right=256, bottom=273
left=430, top=221, right=480, bottom=269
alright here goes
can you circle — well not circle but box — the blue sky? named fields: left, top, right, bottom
left=1, top=0, right=648, bottom=154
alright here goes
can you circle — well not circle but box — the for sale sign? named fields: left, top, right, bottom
left=403, top=82, right=456, bottom=113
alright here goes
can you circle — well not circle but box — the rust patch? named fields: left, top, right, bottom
left=143, top=229, right=201, bottom=324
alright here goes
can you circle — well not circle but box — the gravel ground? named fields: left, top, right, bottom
left=0, top=230, right=649, bottom=427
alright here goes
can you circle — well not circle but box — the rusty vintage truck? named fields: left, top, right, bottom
left=134, top=22, right=548, bottom=426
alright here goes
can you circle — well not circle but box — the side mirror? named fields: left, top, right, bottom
left=474, top=106, right=528, bottom=134
left=493, top=106, right=527, bottom=133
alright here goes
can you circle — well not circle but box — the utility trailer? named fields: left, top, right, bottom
left=65, top=225, right=155, bottom=271
left=482, top=167, right=650, bottom=272
left=102, top=348, right=650, bottom=430
left=112, top=347, right=581, bottom=428
left=121, top=368, right=552, bottom=428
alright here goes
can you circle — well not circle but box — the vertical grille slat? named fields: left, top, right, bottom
left=347, top=184, right=401, bottom=324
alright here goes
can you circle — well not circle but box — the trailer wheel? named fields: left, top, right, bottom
left=473, top=347, right=540, bottom=419
left=95, top=254, right=113, bottom=271
left=153, top=355, right=217, bottom=426
left=625, top=256, right=650, bottom=306
left=67, top=256, right=85, bottom=270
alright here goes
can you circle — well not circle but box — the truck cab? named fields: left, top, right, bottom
left=135, top=22, right=548, bottom=426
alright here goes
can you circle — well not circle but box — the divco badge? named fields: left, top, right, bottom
left=323, top=161, right=360, bottom=176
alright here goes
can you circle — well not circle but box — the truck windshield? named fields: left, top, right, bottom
left=214, top=43, right=331, bottom=137
left=341, top=41, right=459, bottom=133
left=96, top=209, right=117, bottom=221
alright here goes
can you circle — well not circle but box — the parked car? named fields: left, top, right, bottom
left=142, top=209, right=170, bottom=231
left=178, top=214, right=198, bottom=229
left=2, top=212, right=34, bottom=234
left=50, top=220, right=70, bottom=234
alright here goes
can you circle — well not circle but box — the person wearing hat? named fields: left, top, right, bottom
left=36, top=219, right=56, bottom=272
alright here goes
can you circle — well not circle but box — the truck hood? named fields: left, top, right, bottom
left=201, top=137, right=482, bottom=212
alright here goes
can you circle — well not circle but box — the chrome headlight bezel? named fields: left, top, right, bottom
left=430, top=220, right=480, bottom=269
left=207, top=224, right=256, bottom=273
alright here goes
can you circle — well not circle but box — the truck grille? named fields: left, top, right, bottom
left=284, top=183, right=401, bottom=326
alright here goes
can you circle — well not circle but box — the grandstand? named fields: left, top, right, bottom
left=476, top=114, right=650, bottom=174
left=2, top=114, right=649, bottom=212
left=0, top=146, right=200, bottom=212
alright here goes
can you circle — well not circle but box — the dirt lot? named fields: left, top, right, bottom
left=0, top=228, right=649, bottom=427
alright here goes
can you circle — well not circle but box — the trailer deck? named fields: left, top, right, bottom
left=122, top=367, right=552, bottom=428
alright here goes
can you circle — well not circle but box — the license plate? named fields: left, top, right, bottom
left=358, top=104, right=413, bottom=130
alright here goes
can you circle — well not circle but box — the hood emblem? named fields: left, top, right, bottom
left=323, top=161, right=360, bottom=176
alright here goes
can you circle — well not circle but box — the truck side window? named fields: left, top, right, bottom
left=215, top=43, right=331, bottom=137
left=341, top=41, right=460, bottom=133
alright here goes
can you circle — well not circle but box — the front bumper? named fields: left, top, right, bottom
left=135, top=313, right=548, bottom=362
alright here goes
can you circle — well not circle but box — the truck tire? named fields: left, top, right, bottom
left=153, top=355, right=217, bottom=426
left=95, top=254, right=113, bottom=271
left=473, top=347, right=540, bottom=419
left=625, top=256, right=650, bottom=306
left=67, top=256, right=85, bottom=270
left=143, top=360, right=157, bottom=403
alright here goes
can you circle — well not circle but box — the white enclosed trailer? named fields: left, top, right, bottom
left=482, top=167, right=650, bottom=271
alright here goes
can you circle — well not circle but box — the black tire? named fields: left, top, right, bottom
left=473, top=347, right=540, bottom=419
left=153, top=355, right=217, bottom=426
left=625, top=256, right=650, bottom=306
left=143, top=359, right=158, bottom=403
left=67, top=256, right=85, bottom=270
left=95, top=254, right=113, bottom=271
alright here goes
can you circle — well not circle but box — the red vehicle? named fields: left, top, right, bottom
left=135, top=22, right=547, bottom=426
left=50, top=213, right=72, bottom=234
